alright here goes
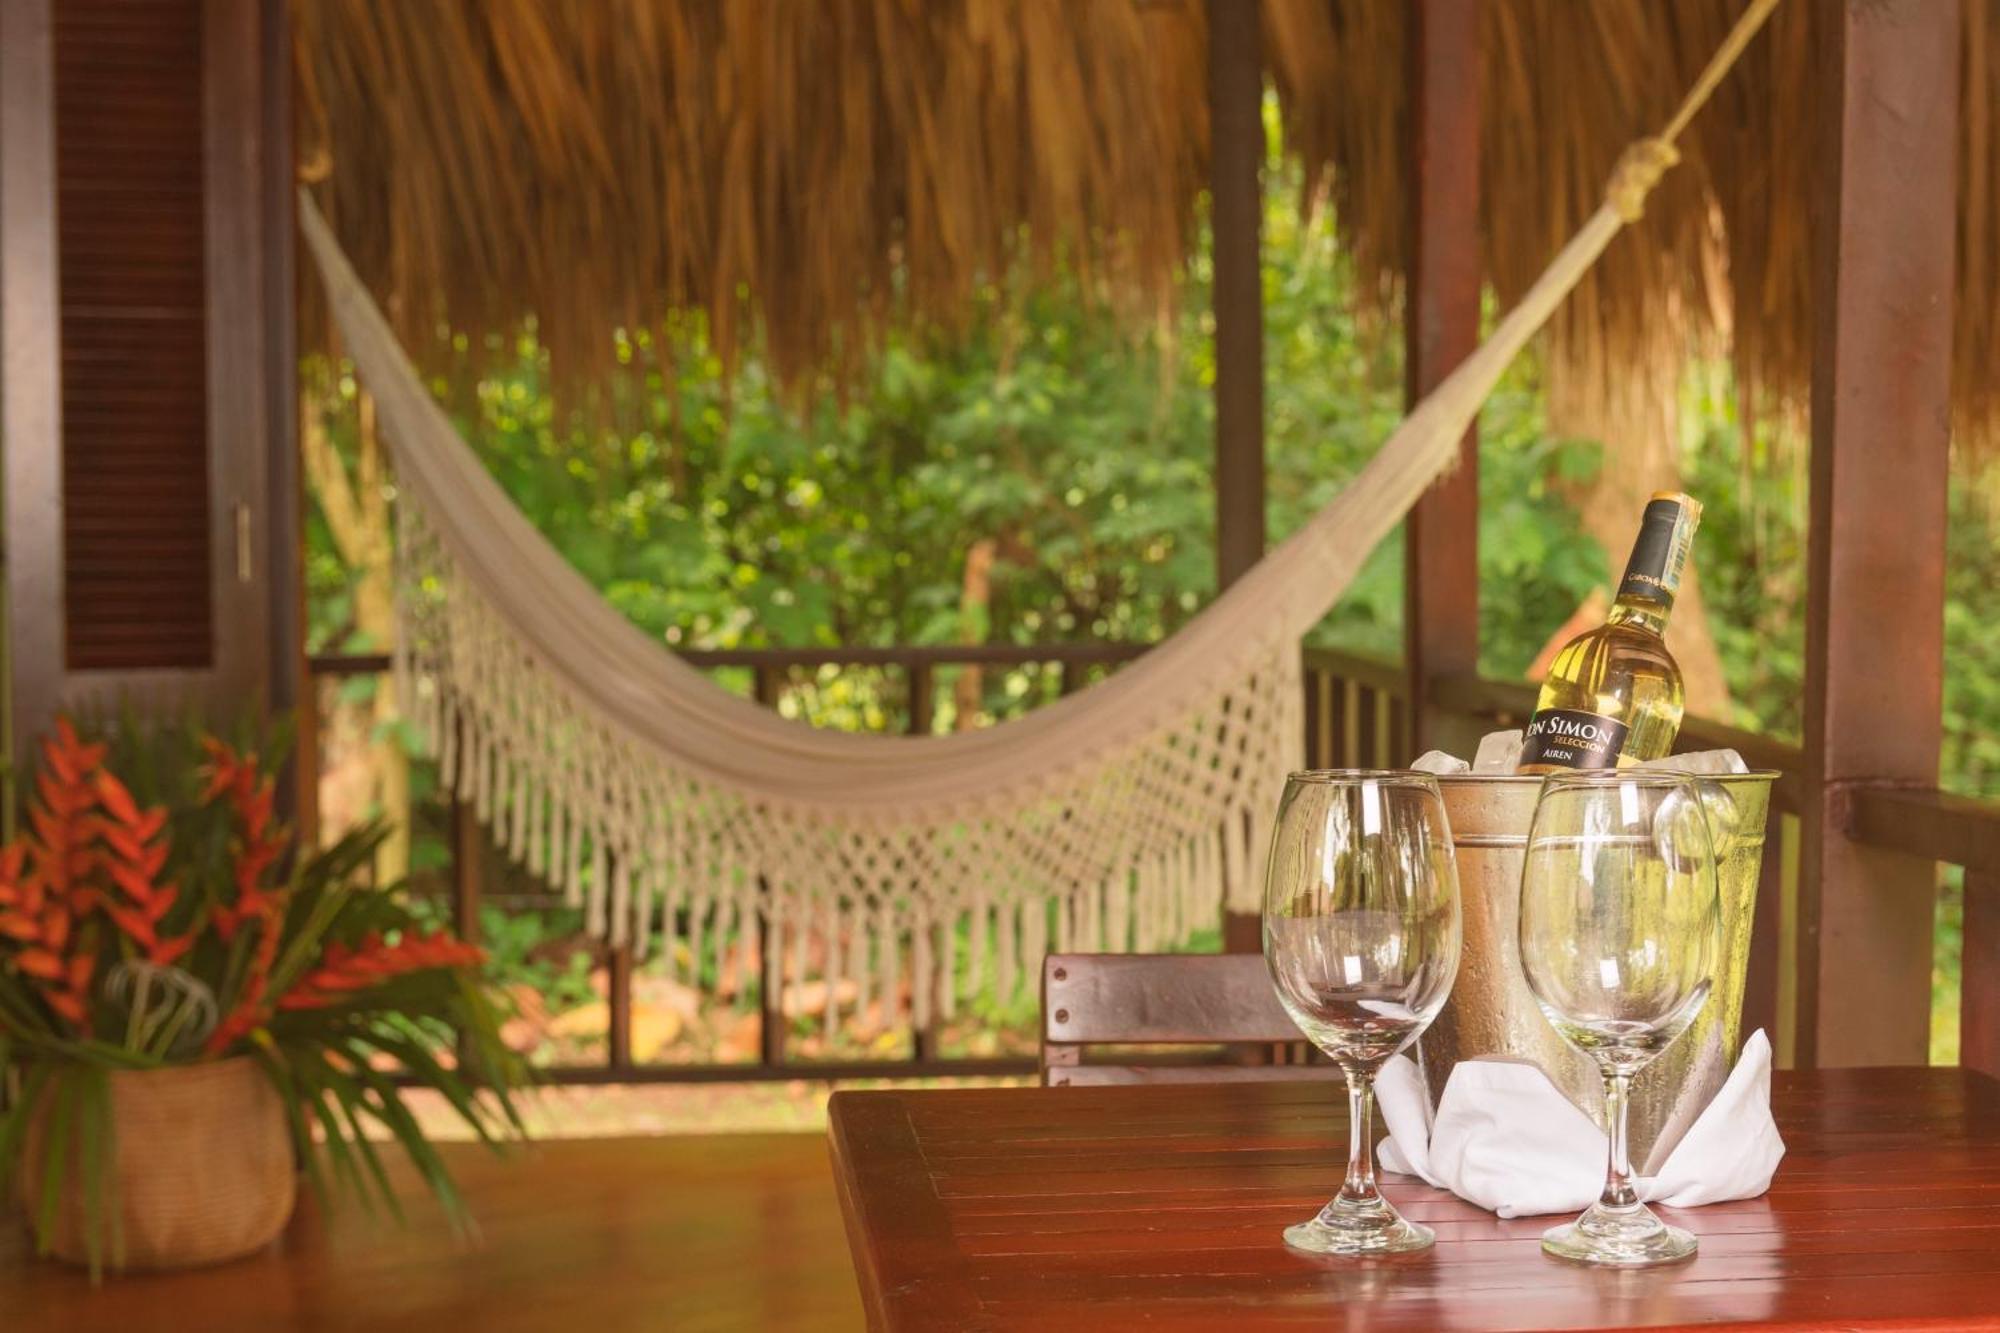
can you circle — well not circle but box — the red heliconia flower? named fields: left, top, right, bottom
left=205, top=894, right=288, bottom=1056
left=91, top=769, right=193, bottom=966
left=0, top=719, right=112, bottom=1028
left=276, top=929, right=486, bottom=1012
left=199, top=738, right=292, bottom=943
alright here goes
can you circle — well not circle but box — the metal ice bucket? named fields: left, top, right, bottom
left=1421, top=771, right=1777, bottom=1173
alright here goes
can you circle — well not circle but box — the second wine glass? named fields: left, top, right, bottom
left=1264, top=771, right=1461, bottom=1255
left=1519, top=772, right=1721, bottom=1266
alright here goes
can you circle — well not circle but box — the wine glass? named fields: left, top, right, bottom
left=1519, top=772, right=1721, bottom=1266
left=1263, top=771, right=1462, bottom=1255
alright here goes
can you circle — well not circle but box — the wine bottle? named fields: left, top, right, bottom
left=1517, top=492, right=1702, bottom=772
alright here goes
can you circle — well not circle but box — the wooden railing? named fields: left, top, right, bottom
left=1301, top=648, right=1407, bottom=770
left=309, top=642, right=1409, bottom=1084
left=306, top=643, right=1157, bottom=1086
left=1846, top=788, right=2000, bottom=1077
left=311, top=642, right=1999, bottom=1083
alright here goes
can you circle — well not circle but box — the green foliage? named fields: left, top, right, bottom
left=306, top=166, right=1603, bottom=711
left=1679, top=373, right=2000, bottom=799
left=408, top=899, right=596, bottom=1019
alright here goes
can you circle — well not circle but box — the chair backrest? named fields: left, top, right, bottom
left=1040, top=952, right=1338, bottom=1087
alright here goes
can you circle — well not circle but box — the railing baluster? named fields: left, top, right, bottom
left=1356, top=687, right=1379, bottom=769
left=1742, top=812, right=1785, bottom=1045
left=757, top=900, right=784, bottom=1070
left=607, top=936, right=634, bottom=1072
left=914, top=921, right=942, bottom=1064
left=450, top=738, right=481, bottom=946
left=1341, top=679, right=1360, bottom=768
left=907, top=660, right=934, bottom=736
left=1302, top=665, right=1323, bottom=767
left=449, top=728, right=482, bottom=1070
left=1963, top=869, right=2000, bottom=1079
left=1313, top=669, right=1335, bottom=768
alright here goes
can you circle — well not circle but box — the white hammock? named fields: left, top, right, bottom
left=297, top=0, right=1772, bottom=1025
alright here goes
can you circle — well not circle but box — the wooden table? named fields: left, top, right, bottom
left=829, top=1067, right=2000, bottom=1330
left=4, top=1132, right=863, bottom=1332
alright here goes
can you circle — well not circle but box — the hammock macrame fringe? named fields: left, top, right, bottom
left=301, top=0, right=1777, bottom=1028
left=395, top=492, right=1294, bottom=1018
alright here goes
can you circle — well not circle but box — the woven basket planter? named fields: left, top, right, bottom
left=19, top=1056, right=296, bottom=1271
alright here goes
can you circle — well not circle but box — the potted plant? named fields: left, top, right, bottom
left=0, top=717, right=523, bottom=1275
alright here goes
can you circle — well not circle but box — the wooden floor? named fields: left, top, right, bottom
left=4, top=1132, right=864, bottom=1333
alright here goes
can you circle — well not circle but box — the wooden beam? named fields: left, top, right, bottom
left=0, top=0, right=65, bottom=798
left=1799, top=0, right=1960, bottom=1069
left=1207, top=0, right=1264, bottom=591
left=1402, top=0, right=1482, bottom=759
left=1848, top=787, right=2000, bottom=878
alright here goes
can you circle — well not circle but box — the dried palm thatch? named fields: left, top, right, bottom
left=1267, top=0, right=1999, bottom=456
left=295, top=0, right=1210, bottom=395
left=299, top=0, right=2000, bottom=451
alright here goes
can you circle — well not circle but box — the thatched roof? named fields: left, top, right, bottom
left=298, top=0, right=1999, bottom=447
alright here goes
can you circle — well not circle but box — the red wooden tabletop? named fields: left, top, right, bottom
left=828, top=1066, right=2000, bottom=1331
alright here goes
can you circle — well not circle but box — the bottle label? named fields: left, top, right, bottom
left=1616, top=494, right=1700, bottom=609
left=1520, top=707, right=1630, bottom=769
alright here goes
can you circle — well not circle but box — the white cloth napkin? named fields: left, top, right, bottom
left=1374, top=1030, right=1785, bottom=1218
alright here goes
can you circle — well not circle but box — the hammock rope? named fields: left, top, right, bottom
left=298, top=0, right=1779, bottom=1022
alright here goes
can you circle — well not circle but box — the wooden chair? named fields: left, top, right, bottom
left=1040, top=952, right=1339, bottom=1086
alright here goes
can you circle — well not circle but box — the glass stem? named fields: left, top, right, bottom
left=1340, top=1069, right=1380, bottom=1206
left=1599, top=1071, right=1639, bottom=1211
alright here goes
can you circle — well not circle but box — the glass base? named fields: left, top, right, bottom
left=1541, top=1200, right=1697, bottom=1267
left=1284, top=1193, right=1435, bottom=1256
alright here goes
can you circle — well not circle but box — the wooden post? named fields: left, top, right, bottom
left=1208, top=0, right=1265, bottom=953
left=259, top=0, right=307, bottom=828
left=1208, top=0, right=1264, bottom=591
left=0, top=0, right=65, bottom=805
left=1402, top=0, right=1482, bottom=761
left=1799, top=0, right=1959, bottom=1068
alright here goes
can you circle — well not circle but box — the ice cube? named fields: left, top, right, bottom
left=1639, top=750, right=1754, bottom=858
left=1411, top=749, right=1471, bottom=775
left=1637, top=748, right=1750, bottom=775
left=1472, top=729, right=1524, bottom=772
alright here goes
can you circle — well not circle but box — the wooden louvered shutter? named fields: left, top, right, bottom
left=55, top=0, right=214, bottom=670
left=2, top=0, right=288, bottom=770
